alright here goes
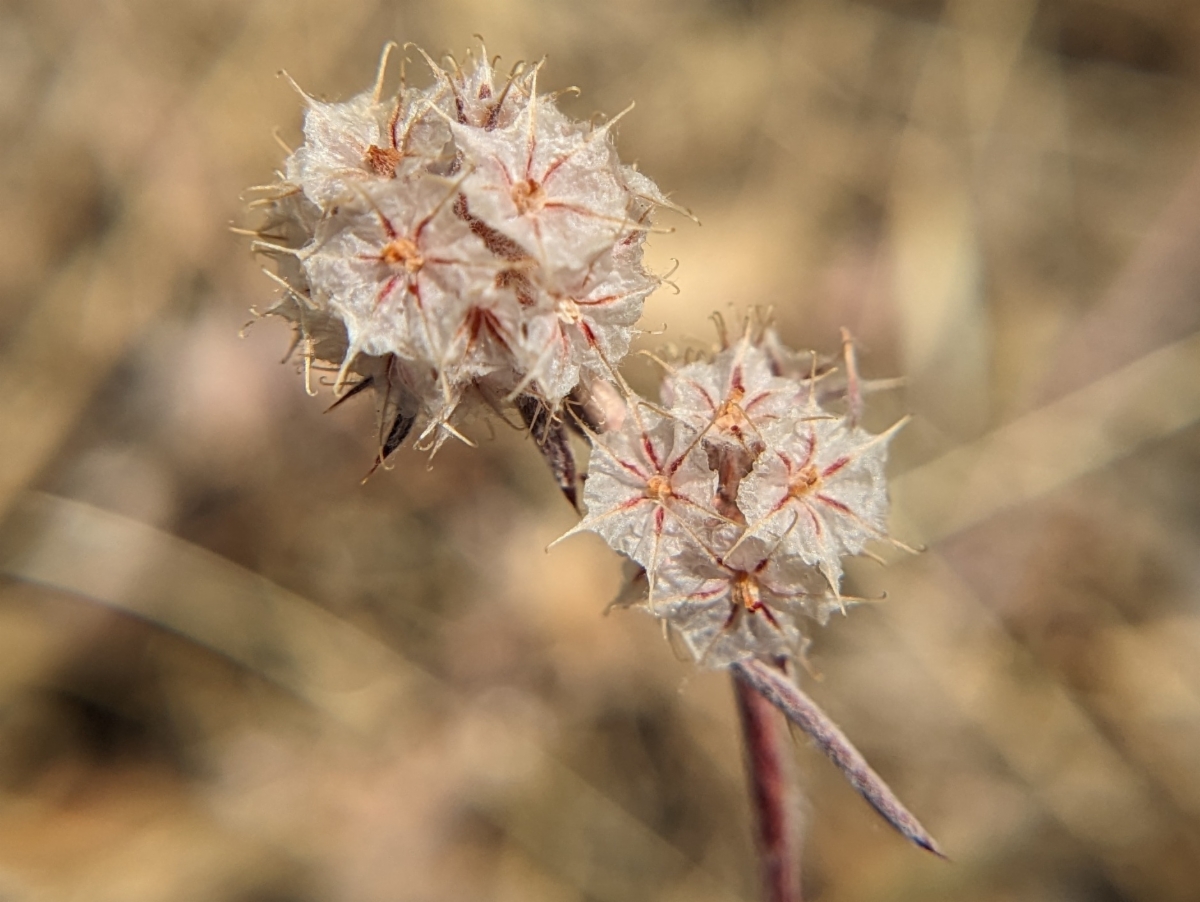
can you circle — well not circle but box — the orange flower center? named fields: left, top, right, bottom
left=364, top=144, right=402, bottom=178
left=511, top=179, right=546, bottom=215
left=645, top=474, right=671, bottom=502
left=789, top=464, right=821, bottom=498
left=381, top=238, right=424, bottom=274
left=732, top=571, right=762, bottom=611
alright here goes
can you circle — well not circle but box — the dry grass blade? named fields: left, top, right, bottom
left=0, top=491, right=751, bottom=902
left=893, top=327, right=1200, bottom=545
left=0, top=491, right=430, bottom=734
left=731, top=659, right=945, bottom=859
left=0, top=1, right=384, bottom=527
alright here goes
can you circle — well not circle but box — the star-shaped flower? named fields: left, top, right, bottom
left=558, top=407, right=721, bottom=599
left=737, top=412, right=907, bottom=590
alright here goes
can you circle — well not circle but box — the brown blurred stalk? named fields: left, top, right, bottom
left=734, top=666, right=803, bottom=902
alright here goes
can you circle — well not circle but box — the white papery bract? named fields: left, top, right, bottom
left=446, top=106, right=633, bottom=280
left=561, top=408, right=719, bottom=581
left=284, top=90, right=399, bottom=207
left=250, top=42, right=674, bottom=452
left=514, top=240, right=657, bottom=404
left=301, top=174, right=497, bottom=364
left=654, top=536, right=833, bottom=669
left=663, top=334, right=800, bottom=450
left=738, top=413, right=899, bottom=590
left=568, top=322, right=906, bottom=670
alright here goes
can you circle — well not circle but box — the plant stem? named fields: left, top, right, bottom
left=734, top=666, right=803, bottom=902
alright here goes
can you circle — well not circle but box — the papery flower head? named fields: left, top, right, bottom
left=563, top=317, right=909, bottom=669
left=246, top=41, right=685, bottom=457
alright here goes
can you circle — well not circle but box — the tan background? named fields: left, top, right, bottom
left=1, top=0, right=1200, bottom=899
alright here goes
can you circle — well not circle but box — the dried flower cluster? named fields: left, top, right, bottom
left=562, top=320, right=907, bottom=668
left=248, top=43, right=906, bottom=672
left=249, top=43, right=679, bottom=455
left=246, top=44, right=938, bottom=869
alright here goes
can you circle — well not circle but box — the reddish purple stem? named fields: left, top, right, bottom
left=732, top=658, right=945, bottom=859
left=734, top=668, right=803, bottom=902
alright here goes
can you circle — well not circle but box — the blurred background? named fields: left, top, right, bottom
left=2, top=0, right=1200, bottom=899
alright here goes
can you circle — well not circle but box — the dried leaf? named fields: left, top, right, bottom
left=731, top=659, right=945, bottom=858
